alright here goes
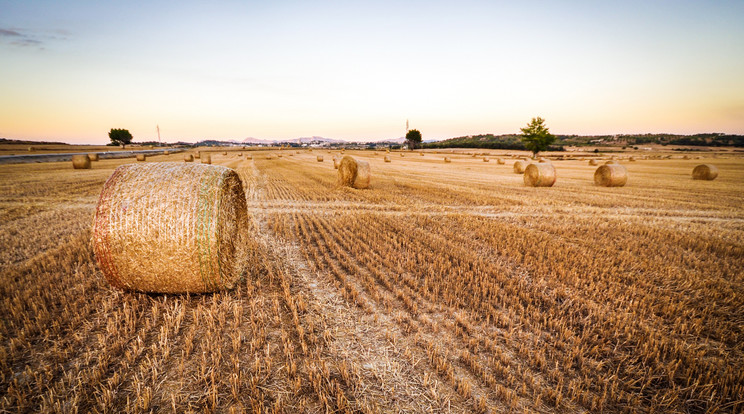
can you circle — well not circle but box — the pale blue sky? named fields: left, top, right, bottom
left=1, top=0, right=743, bottom=143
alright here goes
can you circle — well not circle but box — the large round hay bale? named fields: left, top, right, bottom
left=444, top=157, right=451, bottom=163
left=202, top=154, right=211, bottom=164
left=384, top=155, right=391, bottom=163
left=337, top=156, right=370, bottom=189
left=72, top=154, right=91, bottom=169
left=92, top=163, right=248, bottom=293
left=692, top=164, right=718, bottom=180
left=513, top=160, right=529, bottom=174
left=594, top=164, right=628, bottom=187
left=136, top=154, right=146, bottom=162
left=317, top=155, right=324, bottom=162
left=588, top=159, right=598, bottom=166
left=483, top=157, right=490, bottom=162
left=184, top=154, right=194, bottom=162
left=524, top=163, right=556, bottom=187
left=88, top=153, right=100, bottom=161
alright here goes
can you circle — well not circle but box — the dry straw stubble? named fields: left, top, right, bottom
left=594, top=164, right=628, bottom=187
left=692, top=164, right=718, bottom=180
left=93, top=162, right=249, bottom=293
left=72, top=154, right=91, bottom=169
left=524, top=162, right=556, bottom=187
left=337, top=155, right=370, bottom=189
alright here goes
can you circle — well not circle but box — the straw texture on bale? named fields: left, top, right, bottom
left=202, top=154, right=211, bottom=164
left=136, top=154, right=146, bottom=162
left=444, top=157, right=451, bottom=163
left=384, top=156, right=391, bottom=163
left=317, top=155, right=324, bottom=162
left=93, top=162, right=249, bottom=293
left=72, top=154, right=91, bottom=169
left=692, top=164, right=718, bottom=180
left=588, top=159, right=598, bottom=166
left=523, top=163, right=556, bottom=187
left=337, top=156, right=370, bottom=189
left=184, top=154, right=194, bottom=162
left=513, top=160, right=529, bottom=174
left=88, top=153, right=99, bottom=161
left=594, top=164, right=628, bottom=187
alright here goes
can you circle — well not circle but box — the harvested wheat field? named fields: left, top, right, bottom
left=1, top=150, right=743, bottom=413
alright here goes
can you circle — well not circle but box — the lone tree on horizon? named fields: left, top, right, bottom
left=109, top=128, right=133, bottom=146
left=520, top=117, right=555, bottom=158
left=406, top=129, right=422, bottom=150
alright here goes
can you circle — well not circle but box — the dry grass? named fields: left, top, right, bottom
left=1, top=149, right=743, bottom=413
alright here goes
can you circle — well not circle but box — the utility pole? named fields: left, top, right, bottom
left=157, top=125, right=161, bottom=144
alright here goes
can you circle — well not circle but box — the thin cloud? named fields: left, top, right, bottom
left=0, top=27, right=44, bottom=48
left=0, top=28, right=23, bottom=37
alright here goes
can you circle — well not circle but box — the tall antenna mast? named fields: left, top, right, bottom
left=406, top=119, right=409, bottom=134
left=157, top=125, right=161, bottom=144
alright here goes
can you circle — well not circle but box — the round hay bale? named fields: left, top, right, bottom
left=420, top=152, right=424, bottom=156
left=628, top=156, right=636, bottom=162
left=384, top=155, right=391, bottom=163
left=195, top=151, right=200, bottom=159
left=247, top=155, right=253, bottom=159
left=683, top=155, right=690, bottom=160
left=497, top=158, right=505, bottom=164
left=444, top=157, right=451, bottom=163
left=222, top=151, right=227, bottom=156
left=524, top=163, right=556, bottom=187
left=333, top=156, right=340, bottom=169
left=338, top=156, right=370, bottom=189
left=202, top=154, right=211, bottom=164
left=588, top=159, right=598, bottom=166
left=28, top=146, right=36, bottom=151
left=164, top=150, right=170, bottom=156
left=92, top=163, right=248, bottom=293
left=136, top=154, right=146, bottom=162
left=594, top=164, right=628, bottom=187
left=237, top=153, right=242, bottom=157
left=296, top=151, right=300, bottom=154
left=184, top=154, right=194, bottom=162
left=513, top=160, right=529, bottom=174
left=483, top=157, right=490, bottom=162
left=72, top=154, right=91, bottom=169
left=605, top=160, right=618, bottom=165
left=538, top=158, right=551, bottom=164
left=277, top=154, right=283, bottom=158
left=88, top=153, right=100, bottom=161
left=317, top=155, right=324, bottom=162
left=692, top=164, right=718, bottom=180
left=400, top=153, right=405, bottom=157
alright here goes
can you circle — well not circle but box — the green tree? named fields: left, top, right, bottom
left=520, top=117, right=555, bottom=158
left=109, top=128, right=133, bottom=146
left=406, top=129, right=422, bottom=150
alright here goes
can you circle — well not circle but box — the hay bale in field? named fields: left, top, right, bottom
left=136, top=154, right=146, bottom=162
left=400, top=153, right=405, bottom=157
left=594, top=164, right=628, bottom=187
left=237, top=153, right=242, bottom=157
left=88, top=153, right=99, bottom=161
left=333, top=156, right=340, bottom=169
left=202, top=154, right=212, bottom=164
left=296, top=151, right=300, bottom=154
left=92, top=163, right=249, bottom=293
left=692, top=164, right=718, bottom=180
left=194, top=151, right=200, bottom=159
left=605, top=160, right=618, bottom=165
left=497, top=158, right=505, bottom=164
left=683, top=155, right=690, bottom=160
left=184, top=154, right=194, bottom=162
left=277, top=154, right=283, bottom=158
left=628, top=156, right=636, bottom=162
left=483, top=157, right=490, bottom=162
left=317, top=155, right=324, bottom=162
left=538, top=158, right=551, bottom=163
left=384, top=155, right=392, bottom=163
left=513, top=160, right=529, bottom=174
left=247, top=155, right=253, bottom=159
left=524, top=163, right=556, bottom=187
left=222, top=151, right=227, bottom=156
left=444, top=157, right=451, bottom=163
left=72, top=154, right=91, bottom=169
left=420, top=152, right=424, bottom=156
left=164, top=150, right=170, bottom=156
left=28, top=146, right=36, bottom=151
left=337, top=156, right=370, bottom=189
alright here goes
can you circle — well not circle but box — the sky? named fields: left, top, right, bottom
left=1, top=0, right=743, bottom=144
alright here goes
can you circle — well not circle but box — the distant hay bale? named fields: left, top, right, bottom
left=628, top=156, right=636, bottom=162
left=683, top=155, right=690, bottom=160
left=202, top=154, right=211, bottom=164
left=588, top=159, right=598, bottom=166
left=497, top=158, right=505, bottom=164
left=247, top=155, right=253, bottom=159
left=337, top=156, right=370, bottom=189
left=136, top=154, right=146, bottom=162
left=28, top=146, right=35, bottom=152
left=164, top=150, right=170, bottom=155
left=195, top=152, right=200, bottom=159
left=483, top=157, right=490, bottom=162
left=88, top=153, right=99, bottom=161
left=420, top=152, right=424, bottom=156
left=594, top=164, right=628, bottom=187
left=72, top=154, right=91, bottom=169
left=317, top=155, right=324, bottom=162
left=692, top=164, right=718, bottom=180
left=92, top=163, right=248, bottom=293
left=237, top=153, right=242, bottom=156
left=538, top=158, right=551, bottom=163
left=296, top=151, right=300, bottom=154
left=277, top=154, right=283, bottom=158
left=222, top=151, right=227, bottom=155
left=333, top=156, right=340, bottom=169
left=524, top=163, right=556, bottom=187
left=605, top=160, right=618, bottom=165
left=184, top=154, right=194, bottom=162
left=400, top=153, right=405, bottom=157
left=384, top=155, right=392, bottom=163
left=513, top=160, right=529, bottom=174
left=444, top=157, right=451, bottom=163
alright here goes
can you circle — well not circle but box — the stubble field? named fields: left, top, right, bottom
left=1, top=149, right=742, bottom=413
